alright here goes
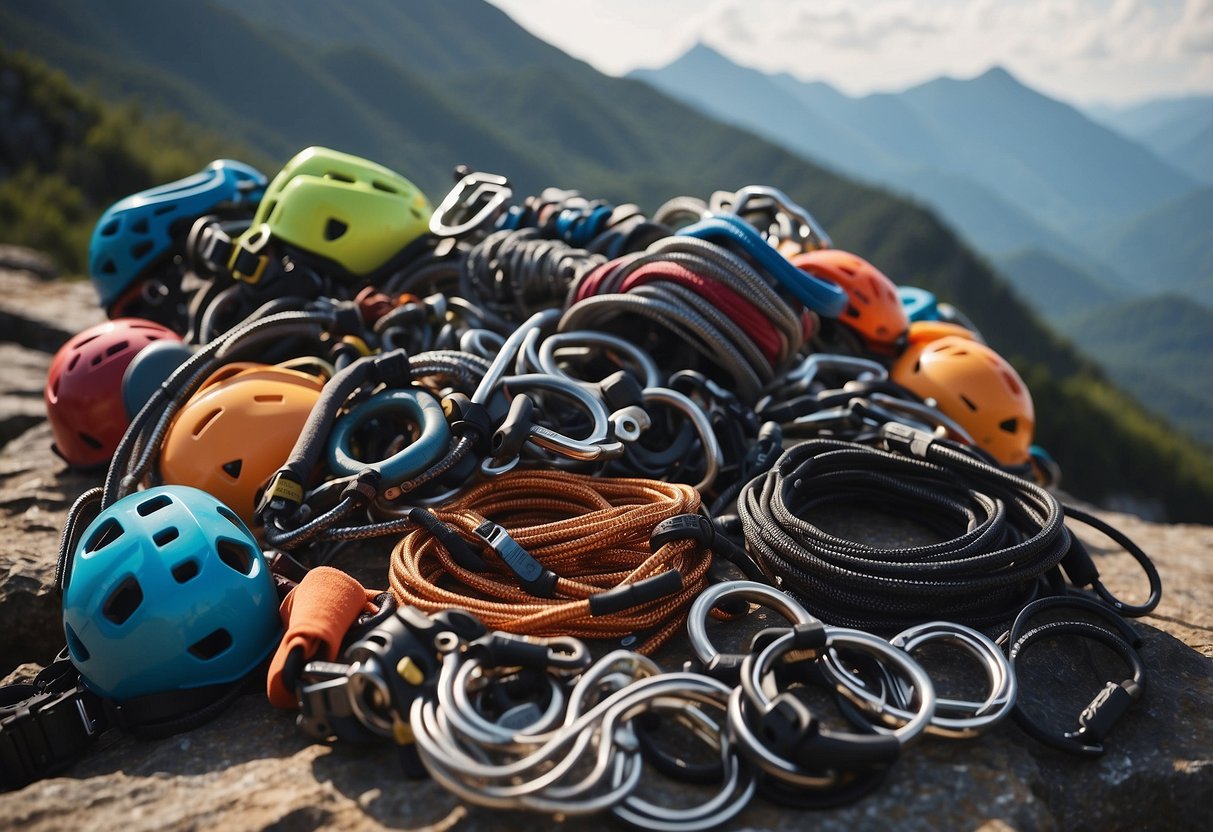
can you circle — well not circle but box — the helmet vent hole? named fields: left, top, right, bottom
left=217, top=539, right=255, bottom=575
left=999, top=418, right=1019, bottom=434
left=65, top=623, right=90, bottom=662
left=102, top=577, right=143, bottom=625
left=100, top=260, right=117, bottom=275
left=193, top=408, right=223, bottom=437
left=131, top=218, right=150, bottom=235
left=101, top=219, right=120, bottom=236
left=324, top=218, right=349, bottom=241
left=153, top=527, right=179, bottom=547
left=410, top=207, right=423, bottom=220
left=189, top=628, right=233, bottom=660
left=372, top=180, right=398, bottom=194
left=106, top=341, right=130, bottom=357
left=324, top=171, right=355, bottom=184
left=79, top=432, right=103, bottom=450
left=68, top=354, right=81, bottom=371
left=153, top=204, right=176, bottom=216
left=253, top=394, right=285, bottom=403
left=137, top=494, right=173, bottom=516
left=171, top=559, right=200, bottom=583
left=222, top=459, right=243, bottom=479
left=131, top=241, right=154, bottom=259
left=846, top=305, right=860, bottom=319
left=84, top=517, right=124, bottom=553
left=1001, top=371, right=1022, bottom=395
left=216, top=505, right=249, bottom=534
left=959, top=394, right=978, bottom=412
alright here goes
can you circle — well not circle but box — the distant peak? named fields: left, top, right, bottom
left=975, top=65, right=1023, bottom=87
left=674, top=41, right=733, bottom=66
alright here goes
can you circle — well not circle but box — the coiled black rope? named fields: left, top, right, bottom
left=738, top=430, right=1089, bottom=631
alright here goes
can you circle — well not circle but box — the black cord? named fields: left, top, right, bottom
left=738, top=437, right=1073, bottom=631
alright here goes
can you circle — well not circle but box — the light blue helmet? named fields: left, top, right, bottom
left=89, top=160, right=267, bottom=309
left=62, top=486, right=281, bottom=701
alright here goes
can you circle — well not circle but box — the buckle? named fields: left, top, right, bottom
left=0, top=683, right=104, bottom=791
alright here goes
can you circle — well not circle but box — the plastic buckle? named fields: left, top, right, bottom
left=0, top=683, right=102, bottom=791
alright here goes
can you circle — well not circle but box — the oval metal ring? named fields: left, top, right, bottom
left=687, top=581, right=815, bottom=672
left=327, top=388, right=451, bottom=486
left=641, top=387, right=723, bottom=494
left=821, top=621, right=1016, bottom=738
left=537, top=331, right=663, bottom=389
left=499, top=373, right=613, bottom=458
left=745, top=627, right=936, bottom=748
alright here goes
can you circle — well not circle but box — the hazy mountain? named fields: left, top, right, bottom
left=1066, top=294, right=1213, bottom=447
left=1093, top=186, right=1213, bottom=306
left=997, top=249, right=1125, bottom=325
left=893, top=67, right=1196, bottom=235
left=630, top=45, right=1201, bottom=296
left=4, top=3, right=1212, bottom=517
left=1088, top=95, right=1213, bottom=183
left=630, top=43, right=896, bottom=177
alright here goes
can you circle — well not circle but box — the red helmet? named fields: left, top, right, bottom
left=45, top=319, right=181, bottom=468
left=791, top=250, right=908, bottom=355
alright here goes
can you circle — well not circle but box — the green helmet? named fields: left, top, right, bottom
left=230, top=147, right=430, bottom=282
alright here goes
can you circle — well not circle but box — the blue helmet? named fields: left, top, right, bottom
left=62, top=486, right=281, bottom=701
left=89, top=160, right=267, bottom=310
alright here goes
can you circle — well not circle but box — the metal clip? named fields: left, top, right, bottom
left=430, top=171, right=512, bottom=238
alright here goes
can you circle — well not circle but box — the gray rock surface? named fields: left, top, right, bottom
left=0, top=261, right=1210, bottom=831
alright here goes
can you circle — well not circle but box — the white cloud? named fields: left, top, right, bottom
left=488, top=0, right=1213, bottom=103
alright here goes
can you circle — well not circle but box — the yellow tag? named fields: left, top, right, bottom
left=396, top=656, right=424, bottom=686
left=269, top=476, right=304, bottom=504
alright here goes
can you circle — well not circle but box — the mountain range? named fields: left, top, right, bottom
left=631, top=43, right=1213, bottom=447
left=2, top=0, right=1211, bottom=518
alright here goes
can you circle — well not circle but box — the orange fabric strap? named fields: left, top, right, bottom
left=267, top=566, right=381, bottom=709
left=388, top=471, right=711, bottom=654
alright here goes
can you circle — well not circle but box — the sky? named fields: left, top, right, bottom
left=487, top=0, right=1213, bottom=107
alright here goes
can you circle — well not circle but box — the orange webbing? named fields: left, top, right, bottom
left=267, top=566, right=382, bottom=708
left=388, top=471, right=710, bottom=654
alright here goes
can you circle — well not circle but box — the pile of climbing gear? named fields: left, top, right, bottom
left=2, top=149, right=1162, bottom=829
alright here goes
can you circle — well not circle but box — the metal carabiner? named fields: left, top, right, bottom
left=429, top=170, right=513, bottom=238
left=728, top=185, right=833, bottom=251
left=779, top=353, right=888, bottom=395
left=641, top=387, right=723, bottom=493
left=686, top=581, right=816, bottom=682
left=536, top=331, right=663, bottom=390
left=822, top=621, right=1016, bottom=739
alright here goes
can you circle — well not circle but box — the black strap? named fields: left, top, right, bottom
left=0, top=659, right=106, bottom=792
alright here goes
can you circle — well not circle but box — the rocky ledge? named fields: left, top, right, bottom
left=0, top=263, right=1209, bottom=831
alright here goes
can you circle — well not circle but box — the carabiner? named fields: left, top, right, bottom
left=327, top=388, right=451, bottom=486
left=429, top=170, right=512, bottom=238
left=729, top=184, right=833, bottom=251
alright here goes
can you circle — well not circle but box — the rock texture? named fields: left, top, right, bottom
left=0, top=260, right=1210, bottom=831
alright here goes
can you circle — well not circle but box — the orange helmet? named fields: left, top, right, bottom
left=159, top=363, right=325, bottom=524
left=904, top=319, right=982, bottom=347
left=791, top=250, right=908, bottom=355
left=891, top=336, right=1035, bottom=467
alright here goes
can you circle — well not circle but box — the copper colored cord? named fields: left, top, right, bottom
left=389, top=471, right=711, bottom=653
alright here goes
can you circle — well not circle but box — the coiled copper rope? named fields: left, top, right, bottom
left=389, top=471, right=710, bottom=653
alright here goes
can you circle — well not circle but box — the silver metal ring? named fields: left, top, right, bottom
left=822, top=621, right=1015, bottom=738
left=687, top=581, right=814, bottom=670
left=641, top=387, right=723, bottom=493
left=537, top=330, right=663, bottom=389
